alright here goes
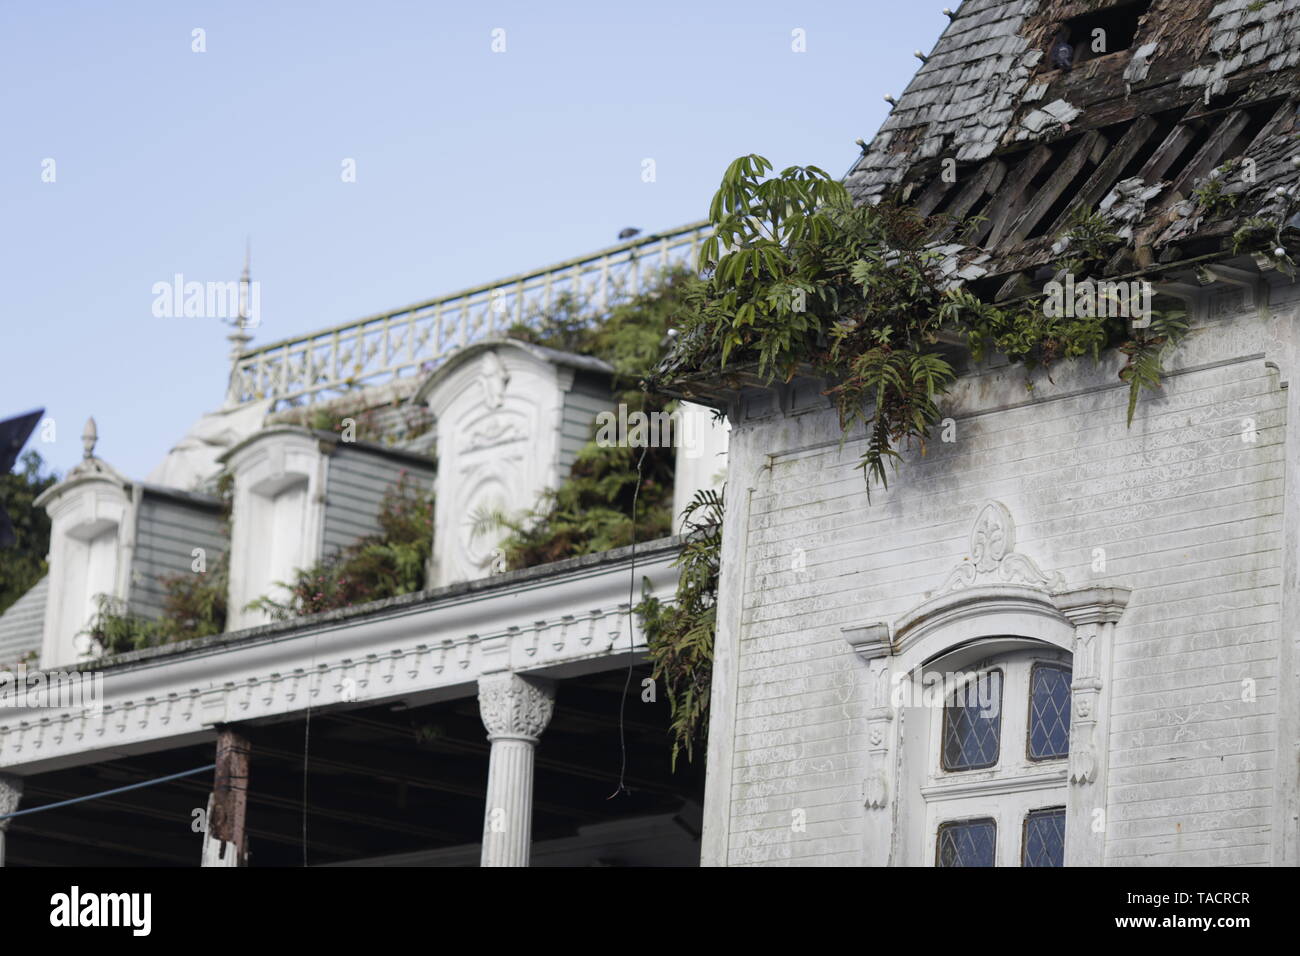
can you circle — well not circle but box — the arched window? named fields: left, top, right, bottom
left=843, top=500, right=1130, bottom=868
left=917, top=645, right=1072, bottom=867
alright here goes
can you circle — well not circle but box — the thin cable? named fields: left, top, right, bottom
left=0, top=764, right=215, bottom=822
left=610, top=439, right=650, bottom=799
left=303, top=632, right=321, bottom=867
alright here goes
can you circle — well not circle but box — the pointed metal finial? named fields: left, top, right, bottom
left=82, top=417, right=98, bottom=460
left=227, top=239, right=254, bottom=359
left=238, top=237, right=252, bottom=326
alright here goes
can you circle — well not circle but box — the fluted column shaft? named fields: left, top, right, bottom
left=477, top=672, right=554, bottom=867
left=0, top=772, right=23, bottom=868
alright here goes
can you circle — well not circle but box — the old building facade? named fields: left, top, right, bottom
left=3, top=0, right=1300, bottom=867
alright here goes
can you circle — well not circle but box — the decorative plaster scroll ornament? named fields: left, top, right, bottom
left=463, top=417, right=528, bottom=453
left=864, top=771, right=888, bottom=809
left=478, top=672, right=555, bottom=742
left=1069, top=747, right=1097, bottom=785
left=934, top=501, right=1066, bottom=595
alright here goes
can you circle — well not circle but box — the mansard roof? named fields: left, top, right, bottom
left=0, top=575, right=46, bottom=668
left=847, top=0, right=1300, bottom=282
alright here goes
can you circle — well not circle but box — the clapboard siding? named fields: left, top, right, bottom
left=321, top=445, right=435, bottom=558
left=560, top=376, right=615, bottom=472
left=129, top=491, right=226, bottom=620
left=712, top=291, right=1297, bottom=867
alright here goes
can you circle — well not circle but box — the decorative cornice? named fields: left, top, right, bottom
left=0, top=542, right=679, bottom=775
left=478, top=672, right=555, bottom=742
left=841, top=622, right=891, bottom=662
left=1054, top=586, right=1132, bottom=625
left=894, top=584, right=1069, bottom=654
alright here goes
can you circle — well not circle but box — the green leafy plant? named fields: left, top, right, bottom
left=84, top=553, right=229, bottom=656
left=245, top=473, right=433, bottom=620
left=1118, top=307, right=1190, bottom=425
left=303, top=402, right=434, bottom=446
left=1058, top=207, right=1124, bottom=274
left=482, top=269, right=696, bottom=568
left=637, top=487, right=723, bottom=770
left=0, top=450, right=57, bottom=618
left=658, top=154, right=1190, bottom=488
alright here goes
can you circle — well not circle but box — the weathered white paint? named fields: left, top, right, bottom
left=35, top=464, right=135, bottom=668
left=477, top=671, right=555, bottom=866
left=415, top=340, right=612, bottom=587
left=222, top=427, right=330, bottom=630
left=704, top=279, right=1299, bottom=866
left=672, top=401, right=730, bottom=533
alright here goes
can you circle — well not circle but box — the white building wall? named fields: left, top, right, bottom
left=703, top=283, right=1299, bottom=866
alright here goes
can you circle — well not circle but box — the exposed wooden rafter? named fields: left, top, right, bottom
left=1047, top=116, right=1158, bottom=235
left=967, top=145, right=1053, bottom=247
left=1166, top=109, right=1252, bottom=201
left=1004, top=130, right=1107, bottom=247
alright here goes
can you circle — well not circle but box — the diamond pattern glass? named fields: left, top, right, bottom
left=942, top=669, right=1003, bottom=770
left=937, top=818, right=997, bottom=867
left=1028, top=663, right=1072, bottom=760
left=1022, top=807, right=1066, bottom=867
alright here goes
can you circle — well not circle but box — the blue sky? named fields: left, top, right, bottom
left=0, top=0, right=945, bottom=481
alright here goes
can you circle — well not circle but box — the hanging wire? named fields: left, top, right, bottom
left=609, top=438, right=651, bottom=799
left=303, top=633, right=322, bottom=867
left=0, top=764, right=216, bottom=822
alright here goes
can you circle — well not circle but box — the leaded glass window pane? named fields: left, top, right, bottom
left=941, top=669, right=1003, bottom=770
left=1022, top=807, right=1066, bottom=867
left=1028, top=662, right=1071, bottom=760
left=936, top=818, right=997, bottom=867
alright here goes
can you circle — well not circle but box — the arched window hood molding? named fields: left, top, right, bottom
left=841, top=499, right=1131, bottom=867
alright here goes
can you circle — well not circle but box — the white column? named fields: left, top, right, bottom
left=842, top=623, right=894, bottom=867
left=0, top=772, right=23, bottom=868
left=1057, top=587, right=1130, bottom=867
left=477, top=672, right=555, bottom=867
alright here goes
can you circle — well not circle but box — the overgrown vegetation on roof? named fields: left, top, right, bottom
left=655, top=154, right=1189, bottom=488
left=246, top=473, right=434, bottom=620
left=86, top=555, right=230, bottom=656
left=473, top=269, right=699, bottom=569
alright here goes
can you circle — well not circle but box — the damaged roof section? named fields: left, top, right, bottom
left=846, top=0, right=1300, bottom=283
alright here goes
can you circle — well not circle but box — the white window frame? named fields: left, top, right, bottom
left=842, top=500, right=1130, bottom=867
left=921, top=647, right=1071, bottom=866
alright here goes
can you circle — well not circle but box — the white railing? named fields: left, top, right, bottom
left=225, top=220, right=711, bottom=408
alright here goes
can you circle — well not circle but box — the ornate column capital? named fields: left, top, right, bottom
left=1053, top=586, right=1131, bottom=626
left=0, top=772, right=23, bottom=832
left=478, top=672, right=555, bottom=743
